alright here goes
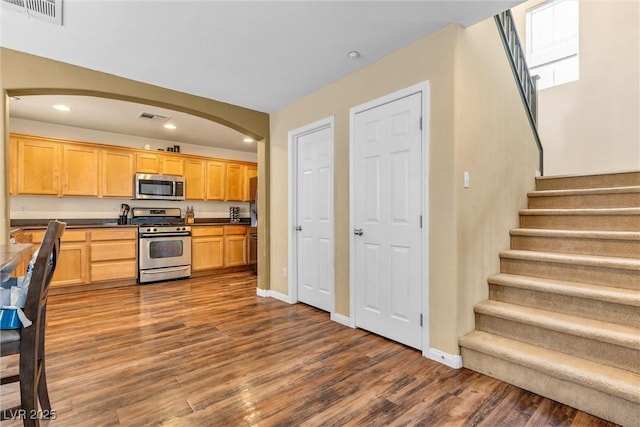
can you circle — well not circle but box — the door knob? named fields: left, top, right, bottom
left=295, top=226, right=302, bottom=231
left=354, top=228, right=364, bottom=236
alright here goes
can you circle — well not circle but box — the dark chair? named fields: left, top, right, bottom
left=1, top=220, right=66, bottom=427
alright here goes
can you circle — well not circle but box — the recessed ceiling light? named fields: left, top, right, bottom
left=347, top=50, right=360, bottom=59
left=52, top=104, right=71, bottom=112
left=243, top=137, right=254, bottom=143
left=163, top=124, right=177, bottom=130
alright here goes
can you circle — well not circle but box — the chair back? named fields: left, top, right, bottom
left=21, top=221, right=66, bottom=348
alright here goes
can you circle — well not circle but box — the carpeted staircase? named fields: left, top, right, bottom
left=459, top=171, right=640, bottom=426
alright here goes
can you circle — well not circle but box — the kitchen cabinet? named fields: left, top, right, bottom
left=247, top=227, right=257, bottom=266
left=9, top=136, right=17, bottom=195
left=90, top=228, right=137, bottom=282
left=31, top=229, right=89, bottom=287
left=162, top=155, right=184, bottom=176
left=135, top=152, right=161, bottom=174
left=184, top=158, right=206, bottom=200
left=224, top=225, right=247, bottom=267
left=62, top=144, right=100, bottom=196
left=191, top=226, right=224, bottom=271
left=15, top=136, right=60, bottom=195
left=244, top=164, right=258, bottom=201
left=225, top=162, right=245, bottom=201
left=206, top=160, right=226, bottom=201
left=100, top=149, right=135, bottom=198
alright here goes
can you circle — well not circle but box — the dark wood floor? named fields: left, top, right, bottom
left=1, top=272, right=618, bottom=426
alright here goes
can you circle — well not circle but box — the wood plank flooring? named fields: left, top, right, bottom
left=1, top=273, right=619, bottom=426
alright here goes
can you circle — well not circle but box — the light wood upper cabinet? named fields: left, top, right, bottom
left=9, top=136, right=17, bottom=195
left=135, top=152, right=161, bottom=174
left=206, top=160, right=226, bottom=201
left=62, top=144, right=100, bottom=196
left=184, top=158, right=206, bottom=200
left=225, top=162, right=245, bottom=201
left=100, top=149, right=135, bottom=198
left=16, top=137, right=60, bottom=195
left=244, top=164, right=258, bottom=201
left=162, top=155, right=184, bottom=176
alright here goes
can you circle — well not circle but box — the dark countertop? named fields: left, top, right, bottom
left=10, top=218, right=251, bottom=231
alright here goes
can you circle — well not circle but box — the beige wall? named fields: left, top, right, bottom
left=270, top=20, right=538, bottom=355
left=1, top=48, right=271, bottom=288
left=512, top=0, right=640, bottom=176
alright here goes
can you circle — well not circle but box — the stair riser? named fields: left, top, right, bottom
left=475, top=313, right=640, bottom=374
left=500, top=258, right=639, bottom=290
left=460, top=348, right=639, bottom=426
left=520, top=214, right=640, bottom=231
left=528, top=192, right=640, bottom=209
left=510, top=235, right=640, bottom=258
left=536, top=172, right=640, bottom=191
left=489, top=284, right=640, bottom=328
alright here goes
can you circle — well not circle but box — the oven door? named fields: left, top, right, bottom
left=139, top=233, right=192, bottom=270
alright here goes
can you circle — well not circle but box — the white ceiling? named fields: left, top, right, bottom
left=1, top=0, right=522, bottom=151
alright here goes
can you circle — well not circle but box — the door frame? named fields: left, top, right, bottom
left=287, top=116, right=335, bottom=312
left=348, top=82, right=430, bottom=354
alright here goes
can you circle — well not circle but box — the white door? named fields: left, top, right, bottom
left=294, top=122, right=334, bottom=312
left=353, top=92, right=423, bottom=349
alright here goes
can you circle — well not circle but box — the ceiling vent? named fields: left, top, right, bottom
left=2, top=0, right=63, bottom=25
left=137, top=112, right=170, bottom=123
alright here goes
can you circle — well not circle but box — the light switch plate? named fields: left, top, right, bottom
left=463, top=171, right=470, bottom=188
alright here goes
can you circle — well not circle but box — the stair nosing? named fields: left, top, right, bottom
left=520, top=207, right=640, bottom=215
left=459, top=330, right=640, bottom=403
left=488, top=273, right=640, bottom=306
left=510, top=228, right=640, bottom=241
left=528, top=186, right=640, bottom=198
left=474, top=300, right=640, bottom=349
left=500, top=249, right=640, bottom=271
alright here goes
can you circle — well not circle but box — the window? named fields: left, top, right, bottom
left=526, top=0, right=579, bottom=90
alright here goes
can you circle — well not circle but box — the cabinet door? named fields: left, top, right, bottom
left=226, top=162, right=245, bottom=201
left=62, top=144, right=99, bottom=196
left=192, top=237, right=224, bottom=271
left=16, top=137, right=60, bottom=195
left=136, top=153, right=161, bottom=173
left=100, top=149, right=135, bottom=197
left=162, top=156, right=184, bottom=176
left=224, top=235, right=247, bottom=267
left=206, top=160, right=226, bottom=201
left=243, top=164, right=258, bottom=201
left=9, top=136, right=17, bottom=195
left=184, top=158, right=206, bottom=200
left=51, top=243, right=89, bottom=286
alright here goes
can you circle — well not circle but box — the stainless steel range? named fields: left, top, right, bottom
left=132, top=207, right=192, bottom=284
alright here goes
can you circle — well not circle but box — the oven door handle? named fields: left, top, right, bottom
left=141, top=266, right=191, bottom=275
left=139, top=232, right=191, bottom=238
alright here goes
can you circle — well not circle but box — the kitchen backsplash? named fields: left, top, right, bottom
left=10, top=195, right=249, bottom=220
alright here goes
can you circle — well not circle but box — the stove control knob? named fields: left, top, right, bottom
left=153, top=228, right=157, bottom=232
left=146, top=228, right=151, bottom=232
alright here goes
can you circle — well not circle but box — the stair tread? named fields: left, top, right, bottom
left=459, top=330, right=640, bottom=402
left=474, top=300, right=640, bottom=349
left=489, top=273, right=640, bottom=306
left=528, top=186, right=640, bottom=198
left=520, top=207, right=640, bottom=215
left=500, top=249, right=640, bottom=270
left=510, top=228, right=640, bottom=241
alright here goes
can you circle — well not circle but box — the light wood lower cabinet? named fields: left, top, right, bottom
left=90, top=228, right=138, bottom=282
left=224, top=225, right=247, bottom=267
left=192, top=226, right=224, bottom=271
left=29, top=227, right=137, bottom=287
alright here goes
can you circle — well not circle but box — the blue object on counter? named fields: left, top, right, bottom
left=0, top=307, right=20, bottom=329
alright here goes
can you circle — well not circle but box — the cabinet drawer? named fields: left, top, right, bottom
left=192, top=226, right=224, bottom=237
left=90, top=241, right=137, bottom=262
left=91, top=228, right=137, bottom=241
left=31, top=229, right=87, bottom=243
left=224, top=225, right=247, bottom=235
left=91, top=260, right=137, bottom=282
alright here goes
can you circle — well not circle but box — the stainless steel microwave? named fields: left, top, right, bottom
left=134, top=173, right=185, bottom=201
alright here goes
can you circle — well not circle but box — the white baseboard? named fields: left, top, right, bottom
left=426, top=348, right=463, bottom=369
left=256, top=287, right=270, bottom=298
left=256, top=287, right=295, bottom=304
left=331, top=312, right=354, bottom=328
